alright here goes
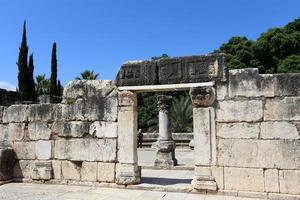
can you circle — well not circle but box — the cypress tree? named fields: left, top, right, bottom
left=57, top=80, right=62, bottom=96
left=28, top=54, right=36, bottom=101
left=50, top=42, right=57, bottom=96
left=17, top=21, right=29, bottom=100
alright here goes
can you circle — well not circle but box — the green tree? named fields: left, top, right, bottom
left=17, top=21, right=30, bottom=100
left=28, top=54, right=36, bottom=101
left=278, top=55, right=300, bottom=73
left=36, top=75, right=50, bottom=95
left=151, top=54, right=169, bottom=60
left=76, top=70, right=99, bottom=80
left=57, top=80, right=62, bottom=96
left=50, top=42, right=58, bottom=96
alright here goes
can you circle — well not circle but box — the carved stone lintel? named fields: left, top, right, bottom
left=157, top=95, right=172, bottom=112
left=118, top=91, right=137, bottom=107
left=189, top=87, right=215, bottom=108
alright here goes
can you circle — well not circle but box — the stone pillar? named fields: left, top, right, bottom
left=116, top=91, right=140, bottom=185
left=190, top=87, right=217, bottom=191
left=154, top=95, right=177, bottom=168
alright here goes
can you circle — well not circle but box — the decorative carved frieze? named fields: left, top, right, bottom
left=189, top=87, right=216, bottom=108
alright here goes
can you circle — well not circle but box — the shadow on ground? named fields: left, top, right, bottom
left=141, top=177, right=192, bottom=185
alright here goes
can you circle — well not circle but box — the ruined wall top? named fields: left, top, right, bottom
left=115, top=53, right=226, bottom=86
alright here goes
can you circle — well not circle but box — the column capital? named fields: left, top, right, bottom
left=189, top=87, right=215, bottom=108
left=157, top=95, right=172, bottom=112
left=118, top=91, right=137, bottom=107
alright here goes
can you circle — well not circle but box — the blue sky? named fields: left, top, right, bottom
left=0, top=0, right=299, bottom=90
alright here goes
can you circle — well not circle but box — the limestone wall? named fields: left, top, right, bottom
left=214, top=68, right=300, bottom=196
left=0, top=80, right=119, bottom=184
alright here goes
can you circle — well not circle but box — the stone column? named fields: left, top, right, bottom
left=116, top=91, right=140, bottom=185
left=154, top=95, right=177, bottom=168
left=190, top=87, right=217, bottom=191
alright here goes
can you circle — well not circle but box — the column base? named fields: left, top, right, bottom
left=191, top=178, right=217, bottom=191
left=116, top=164, right=141, bottom=185
left=192, top=166, right=217, bottom=191
left=154, top=140, right=177, bottom=169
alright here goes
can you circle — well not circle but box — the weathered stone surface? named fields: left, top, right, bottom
left=190, top=87, right=215, bottom=108
left=116, top=60, right=157, bottom=86
left=260, top=121, right=299, bottom=139
left=54, top=139, right=116, bottom=162
left=63, top=80, right=117, bottom=100
left=0, top=106, right=4, bottom=123
left=35, top=140, right=52, bottom=160
left=216, top=84, right=228, bottom=100
left=265, top=169, right=279, bottom=193
left=28, top=121, right=51, bottom=140
left=29, top=104, right=53, bottom=122
left=61, top=161, right=81, bottom=180
left=279, top=170, right=300, bottom=195
left=224, top=167, right=264, bottom=192
left=0, top=147, right=15, bottom=180
left=31, top=161, right=52, bottom=180
left=264, top=97, right=300, bottom=121
left=52, top=160, right=61, bottom=179
left=12, top=142, right=35, bottom=159
left=3, top=105, right=28, bottom=123
left=97, top=162, right=115, bottom=183
left=217, top=122, right=259, bottom=139
left=0, top=123, right=26, bottom=141
left=274, top=73, right=300, bottom=96
left=154, top=141, right=177, bottom=169
left=52, top=121, right=89, bottom=138
left=193, top=107, right=214, bottom=165
left=216, top=100, right=263, bottom=122
left=211, top=166, right=224, bottom=190
left=118, top=91, right=137, bottom=107
left=229, top=68, right=274, bottom=97
left=89, top=121, right=117, bottom=138
left=81, top=162, right=97, bottom=182
left=116, top=54, right=226, bottom=86
left=116, top=163, right=140, bottom=185
left=0, top=89, right=21, bottom=106
left=268, top=193, right=300, bottom=200
left=13, top=160, right=34, bottom=178
left=117, top=107, right=138, bottom=164
left=63, top=97, right=118, bottom=122
left=218, top=139, right=300, bottom=169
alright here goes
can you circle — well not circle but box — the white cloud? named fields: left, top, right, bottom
left=0, top=81, right=16, bottom=91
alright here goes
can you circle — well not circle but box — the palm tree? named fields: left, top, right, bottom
left=36, top=74, right=50, bottom=95
left=76, top=70, right=99, bottom=80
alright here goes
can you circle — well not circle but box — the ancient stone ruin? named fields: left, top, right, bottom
left=0, top=53, right=300, bottom=199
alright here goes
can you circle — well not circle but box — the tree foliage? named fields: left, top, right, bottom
left=50, top=42, right=58, bottom=96
left=36, top=74, right=50, bottom=95
left=76, top=70, right=99, bottom=80
left=216, top=17, right=300, bottom=73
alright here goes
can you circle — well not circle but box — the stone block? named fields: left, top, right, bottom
left=229, top=68, right=274, bottom=97
left=13, top=160, right=34, bottom=178
left=264, top=169, right=279, bottom=193
left=212, top=166, right=224, bottom=190
left=279, top=170, right=300, bottom=195
left=274, top=73, right=300, bottom=96
left=117, top=107, right=137, bottom=164
left=12, top=142, right=35, bottom=159
left=264, top=97, right=300, bottom=121
left=2, top=105, right=28, bottom=123
left=116, top=163, right=140, bottom=185
left=118, top=91, right=137, bottom=107
left=268, top=193, right=300, bottom=200
left=35, top=140, right=52, bottom=160
left=218, top=139, right=300, bottom=169
left=0, top=147, right=15, bottom=180
left=31, top=161, right=52, bottom=180
left=63, top=80, right=117, bottom=100
left=224, top=167, right=264, bottom=192
left=61, top=161, right=81, bottom=180
left=81, top=162, right=97, bottom=182
left=217, top=122, right=259, bottom=139
left=0, top=123, right=26, bottom=141
left=97, top=162, right=115, bottom=183
left=216, top=84, right=228, bottom=100
left=261, top=121, right=299, bottom=139
left=63, top=97, right=118, bottom=122
left=29, top=104, right=53, bottom=122
left=54, top=139, right=116, bottom=162
left=216, top=100, right=263, bottom=122
left=52, top=160, right=61, bottom=179
left=238, top=191, right=268, bottom=199
left=28, top=121, right=51, bottom=140
left=89, top=121, right=117, bottom=138
left=0, top=106, right=4, bottom=123
left=52, top=121, right=89, bottom=138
